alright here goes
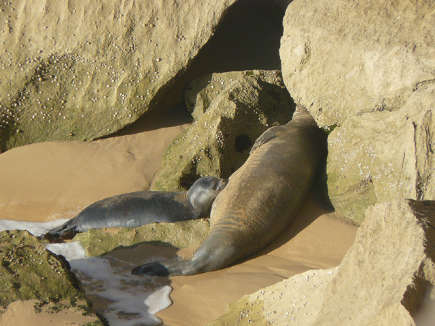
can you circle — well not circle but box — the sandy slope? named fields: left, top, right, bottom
left=0, top=111, right=189, bottom=221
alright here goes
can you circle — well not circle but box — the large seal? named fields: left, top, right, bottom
left=131, top=106, right=325, bottom=276
left=45, top=176, right=226, bottom=241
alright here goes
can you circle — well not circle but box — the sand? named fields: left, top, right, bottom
left=0, top=113, right=357, bottom=326
left=0, top=108, right=190, bottom=221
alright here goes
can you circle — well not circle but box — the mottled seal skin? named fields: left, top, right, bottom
left=131, top=106, right=325, bottom=276
left=45, top=176, right=226, bottom=241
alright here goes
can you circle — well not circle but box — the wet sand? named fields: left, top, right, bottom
left=0, top=115, right=357, bottom=326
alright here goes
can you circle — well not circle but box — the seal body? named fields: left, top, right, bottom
left=45, top=176, right=226, bottom=241
left=132, top=106, right=325, bottom=276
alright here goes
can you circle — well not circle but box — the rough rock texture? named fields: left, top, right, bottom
left=0, top=0, right=236, bottom=151
left=280, top=0, right=434, bottom=127
left=327, top=91, right=434, bottom=223
left=75, top=219, right=210, bottom=257
left=312, top=200, right=434, bottom=326
left=0, top=230, right=98, bottom=321
left=280, top=0, right=435, bottom=223
left=207, top=268, right=337, bottom=326
left=152, top=70, right=294, bottom=191
left=208, top=200, right=435, bottom=326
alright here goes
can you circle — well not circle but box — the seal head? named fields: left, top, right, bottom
left=187, top=176, right=227, bottom=216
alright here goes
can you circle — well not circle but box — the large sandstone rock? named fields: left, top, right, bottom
left=0, top=0, right=236, bottom=151
left=0, top=230, right=99, bottom=323
left=327, top=89, right=434, bottom=223
left=208, top=268, right=337, bottom=326
left=280, top=0, right=435, bottom=223
left=280, top=0, right=434, bottom=127
left=208, top=200, right=435, bottom=326
left=152, top=70, right=294, bottom=191
left=312, top=200, right=434, bottom=326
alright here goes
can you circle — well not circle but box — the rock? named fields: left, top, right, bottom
left=327, top=88, right=434, bottom=223
left=74, top=219, right=210, bottom=257
left=280, top=0, right=434, bottom=127
left=280, top=0, right=435, bottom=223
left=0, top=0, right=236, bottom=151
left=208, top=200, right=435, bottom=326
left=311, top=200, right=434, bottom=326
left=152, top=70, right=294, bottom=191
left=208, top=268, right=337, bottom=326
left=0, top=230, right=98, bottom=321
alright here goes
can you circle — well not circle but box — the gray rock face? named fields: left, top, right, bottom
left=280, top=0, right=435, bottom=223
left=151, top=70, right=294, bottom=191
left=0, top=0, right=236, bottom=150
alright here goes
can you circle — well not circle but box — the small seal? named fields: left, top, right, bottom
left=132, top=106, right=325, bottom=276
left=45, top=176, right=226, bottom=241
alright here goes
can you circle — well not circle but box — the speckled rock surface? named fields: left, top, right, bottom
left=208, top=200, right=435, bottom=326
left=327, top=89, right=434, bottom=223
left=280, top=0, right=435, bottom=223
left=311, top=200, right=434, bottom=326
left=152, top=70, right=294, bottom=191
left=75, top=218, right=210, bottom=257
left=0, top=0, right=236, bottom=150
left=280, top=0, right=434, bottom=127
left=0, top=230, right=98, bottom=321
left=208, top=268, right=337, bottom=326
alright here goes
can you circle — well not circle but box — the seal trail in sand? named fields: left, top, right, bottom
left=132, top=106, right=325, bottom=276
left=45, top=176, right=226, bottom=241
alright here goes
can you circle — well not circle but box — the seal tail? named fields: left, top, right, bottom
left=131, top=233, right=238, bottom=276
left=44, top=219, right=78, bottom=242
